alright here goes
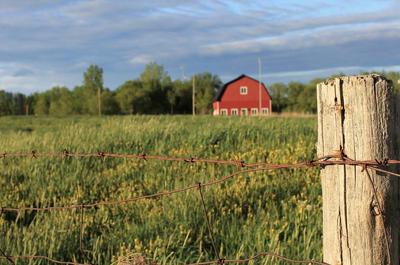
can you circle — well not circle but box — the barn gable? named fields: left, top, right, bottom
left=214, top=74, right=270, bottom=101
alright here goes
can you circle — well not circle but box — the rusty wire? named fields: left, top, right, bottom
left=0, top=248, right=14, bottom=265
left=1, top=150, right=399, bottom=265
left=0, top=255, right=90, bottom=265
left=0, top=153, right=398, bottom=213
left=364, top=166, right=392, bottom=265
left=188, top=252, right=331, bottom=265
left=2, top=150, right=400, bottom=169
left=197, top=182, right=221, bottom=262
left=0, top=252, right=331, bottom=265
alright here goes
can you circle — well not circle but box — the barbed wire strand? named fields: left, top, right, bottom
left=364, top=166, right=392, bottom=265
left=188, top=252, right=330, bottom=265
left=197, top=183, right=221, bottom=262
left=0, top=151, right=256, bottom=167
left=0, top=166, right=293, bottom=213
left=1, top=252, right=330, bottom=265
left=80, top=205, right=85, bottom=262
left=0, top=247, right=15, bottom=265
left=1, top=151, right=399, bottom=265
left=3, top=151, right=400, bottom=169
left=1, top=156, right=398, bottom=213
left=0, top=255, right=90, bottom=265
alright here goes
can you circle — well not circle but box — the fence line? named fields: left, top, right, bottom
left=2, top=150, right=400, bottom=169
left=1, top=252, right=332, bottom=265
left=1, top=150, right=398, bottom=265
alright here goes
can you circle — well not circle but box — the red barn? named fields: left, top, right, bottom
left=213, top=74, right=271, bottom=116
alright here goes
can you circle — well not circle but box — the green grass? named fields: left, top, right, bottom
left=0, top=115, right=321, bottom=264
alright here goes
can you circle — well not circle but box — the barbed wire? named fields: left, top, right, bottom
left=0, top=252, right=331, bottom=265
left=1, top=150, right=397, bottom=265
left=2, top=150, right=400, bottom=171
left=1, top=152, right=398, bottom=213
left=188, top=252, right=331, bottom=265
left=0, top=255, right=90, bottom=265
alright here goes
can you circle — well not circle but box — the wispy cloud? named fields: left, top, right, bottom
left=202, top=21, right=400, bottom=55
left=0, top=0, right=399, bottom=93
left=129, top=55, right=154, bottom=65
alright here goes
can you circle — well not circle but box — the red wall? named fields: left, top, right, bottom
left=214, top=76, right=271, bottom=114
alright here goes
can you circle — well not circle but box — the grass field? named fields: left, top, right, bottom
left=0, top=115, right=321, bottom=265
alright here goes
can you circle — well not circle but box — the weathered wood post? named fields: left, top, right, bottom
left=317, top=75, right=399, bottom=265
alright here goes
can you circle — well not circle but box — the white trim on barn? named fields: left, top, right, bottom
left=240, top=86, right=248, bottom=95
left=261, top=108, right=269, bottom=115
left=220, top=109, right=228, bottom=116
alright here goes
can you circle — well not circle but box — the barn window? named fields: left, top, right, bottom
left=220, top=109, right=228, bottom=115
left=251, top=108, right=258, bottom=115
left=240, top=86, right=248, bottom=95
left=261, top=108, right=269, bottom=115
left=231, top=109, right=238, bottom=116
left=241, top=108, right=248, bottom=116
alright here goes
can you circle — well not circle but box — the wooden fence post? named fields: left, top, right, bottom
left=317, top=75, right=399, bottom=265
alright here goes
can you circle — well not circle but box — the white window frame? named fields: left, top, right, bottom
left=240, top=108, right=248, bottom=116
left=231, top=108, right=238, bottom=116
left=261, top=108, right=269, bottom=115
left=240, top=86, right=248, bottom=95
left=220, top=109, right=228, bottom=116
left=251, top=108, right=258, bottom=116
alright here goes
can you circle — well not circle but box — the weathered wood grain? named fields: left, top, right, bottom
left=317, top=75, right=399, bottom=265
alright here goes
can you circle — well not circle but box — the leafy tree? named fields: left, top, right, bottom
left=0, top=90, right=13, bottom=115
left=285, top=82, right=305, bottom=112
left=71, top=86, right=86, bottom=114
left=139, top=62, right=171, bottom=113
left=101, top=89, right=120, bottom=115
left=193, top=72, right=222, bottom=114
left=12, top=93, right=26, bottom=115
left=48, top=86, right=74, bottom=115
left=83, top=64, right=104, bottom=115
left=115, top=80, right=150, bottom=114
left=172, top=79, right=192, bottom=114
left=384, top=71, right=400, bottom=93
left=33, top=91, right=51, bottom=115
left=269, top=83, right=288, bottom=113
left=166, top=88, right=177, bottom=114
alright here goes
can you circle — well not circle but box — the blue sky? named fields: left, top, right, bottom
left=0, top=0, right=399, bottom=94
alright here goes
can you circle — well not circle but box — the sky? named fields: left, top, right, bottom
left=0, top=0, right=399, bottom=94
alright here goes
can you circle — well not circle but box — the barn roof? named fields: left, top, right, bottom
left=213, top=74, right=270, bottom=101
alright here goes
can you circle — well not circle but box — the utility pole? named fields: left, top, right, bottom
left=258, top=57, right=262, bottom=115
left=192, top=75, right=196, bottom=116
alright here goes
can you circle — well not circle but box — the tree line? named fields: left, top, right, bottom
left=0, top=63, right=221, bottom=116
left=269, top=72, right=400, bottom=113
left=0, top=63, right=399, bottom=116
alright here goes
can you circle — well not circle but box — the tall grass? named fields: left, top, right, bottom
left=0, top=115, right=321, bottom=264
